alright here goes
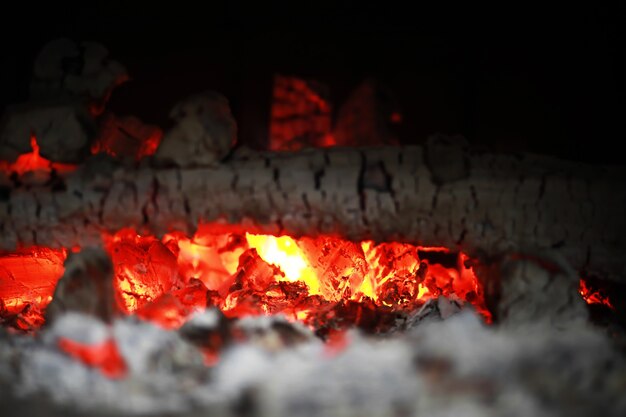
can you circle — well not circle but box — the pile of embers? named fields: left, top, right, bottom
left=1, top=38, right=626, bottom=417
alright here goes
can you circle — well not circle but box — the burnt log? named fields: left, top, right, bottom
left=0, top=145, right=624, bottom=284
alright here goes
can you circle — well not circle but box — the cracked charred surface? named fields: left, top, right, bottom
left=0, top=146, right=624, bottom=283
left=478, top=252, right=589, bottom=327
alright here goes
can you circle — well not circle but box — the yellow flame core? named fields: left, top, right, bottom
left=359, top=241, right=377, bottom=299
left=416, top=283, right=428, bottom=299
left=245, top=234, right=320, bottom=294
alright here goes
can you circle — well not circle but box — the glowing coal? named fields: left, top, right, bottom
left=1, top=225, right=493, bottom=334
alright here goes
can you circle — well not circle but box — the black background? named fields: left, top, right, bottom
left=1, top=2, right=624, bottom=164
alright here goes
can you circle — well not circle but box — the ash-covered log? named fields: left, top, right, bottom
left=1, top=141, right=624, bottom=284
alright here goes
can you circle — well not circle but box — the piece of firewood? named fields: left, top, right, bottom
left=0, top=145, right=624, bottom=284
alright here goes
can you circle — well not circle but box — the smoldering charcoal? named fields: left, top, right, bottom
left=1, top=34, right=625, bottom=417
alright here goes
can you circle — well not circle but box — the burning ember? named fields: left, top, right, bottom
left=0, top=247, right=67, bottom=330
left=579, top=278, right=614, bottom=309
left=269, top=75, right=333, bottom=151
left=0, top=135, right=76, bottom=176
left=0, top=122, right=160, bottom=179
left=1, top=225, right=491, bottom=335
left=57, top=336, right=127, bottom=379
left=107, top=226, right=494, bottom=333
left=90, top=114, right=163, bottom=160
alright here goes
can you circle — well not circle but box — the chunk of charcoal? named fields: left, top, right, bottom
left=0, top=101, right=96, bottom=164
left=45, top=248, right=117, bottom=324
left=135, top=278, right=208, bottom=329
left=154, top=91, right=237, bottom=167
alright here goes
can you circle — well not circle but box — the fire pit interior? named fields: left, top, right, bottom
left=1, top=7, right=626, bottom=417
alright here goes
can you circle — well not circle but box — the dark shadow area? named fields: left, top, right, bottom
left=1, top=3, right=624, bottom=164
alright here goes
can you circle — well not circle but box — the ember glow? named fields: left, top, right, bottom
left=579, top=278, right=614, bottom=309
left=0, top=129, right=157, bottom=178
left=121, top=227, right=492, bottom=329
left=269, top=75, right=333, bottom=151
left=246, top=234, right=319, bottom=293
left=58, top=337, right=127, bottom=379
left=0, top=247, right=67, bottom=330
left=1, top=226, right=493, bottom=333
left=0, top=135, right=76, bottom=175
left=90, top=115, right=162, bottom=160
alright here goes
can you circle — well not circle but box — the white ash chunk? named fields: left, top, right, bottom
left=18, top=347, right=121, bottom=410
left=210, top=331, right=419, bottom=417
left=14, top=313, right=210, bottom=415
left=385, top=296, right=466, bottom=334
left=112, top=317, right=205, bottom=376
left=409, top=311, right=626, bottom=417
left=2, top=310, right=626, bottom=416
left=30, top=38, right=128, bottom=108
left=437, top=295, right=464, bottom=319
left=413, top=296, right=464, bottom=322
left=485, top=252, right=589, bottom=328
left=0, top=100, right=96, bottom=163
left=43, top=312, right=110, bottom=346
left=182, top=308, right=224, bottom=331
left=45, top=248, right=116, bottom=324
left=154, top=91, right=237, bottom=167
left=232, top=314, right=315, bottom=352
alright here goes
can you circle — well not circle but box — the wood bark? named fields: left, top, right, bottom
left=1, top=145, right=624, bottom=283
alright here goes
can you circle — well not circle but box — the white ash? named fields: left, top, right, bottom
left=385, top=295, right=464, bottom=334
left=435, top=295, right=464, bottom=319
left=18, top=348, right=122, bottom=410
left=112, top=318, right=205, bottom=376
left=409, top=312, right=610, bottom=378
left=409, top=312, right=626, bottom=417
left=43, top=312, right=110, bottom=345
left=0, top=100, right=96, bottom=164
left=492, top=253, right=589, bottom=329
left=5, top=314, right=210, bottom=414
left=215, top=332, right=418, bottom=417
left=154, top=91, right=237, bottom=167
left=234, top=314, right=313, bottom=337
left=182, top=308, right=224, bottom=330
left=0, top=309, right=625, bottom=416
left=30, top=38, right=128, bottom=103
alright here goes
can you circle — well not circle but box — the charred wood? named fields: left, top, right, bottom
left=1, top=145, right=624, bottom=284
